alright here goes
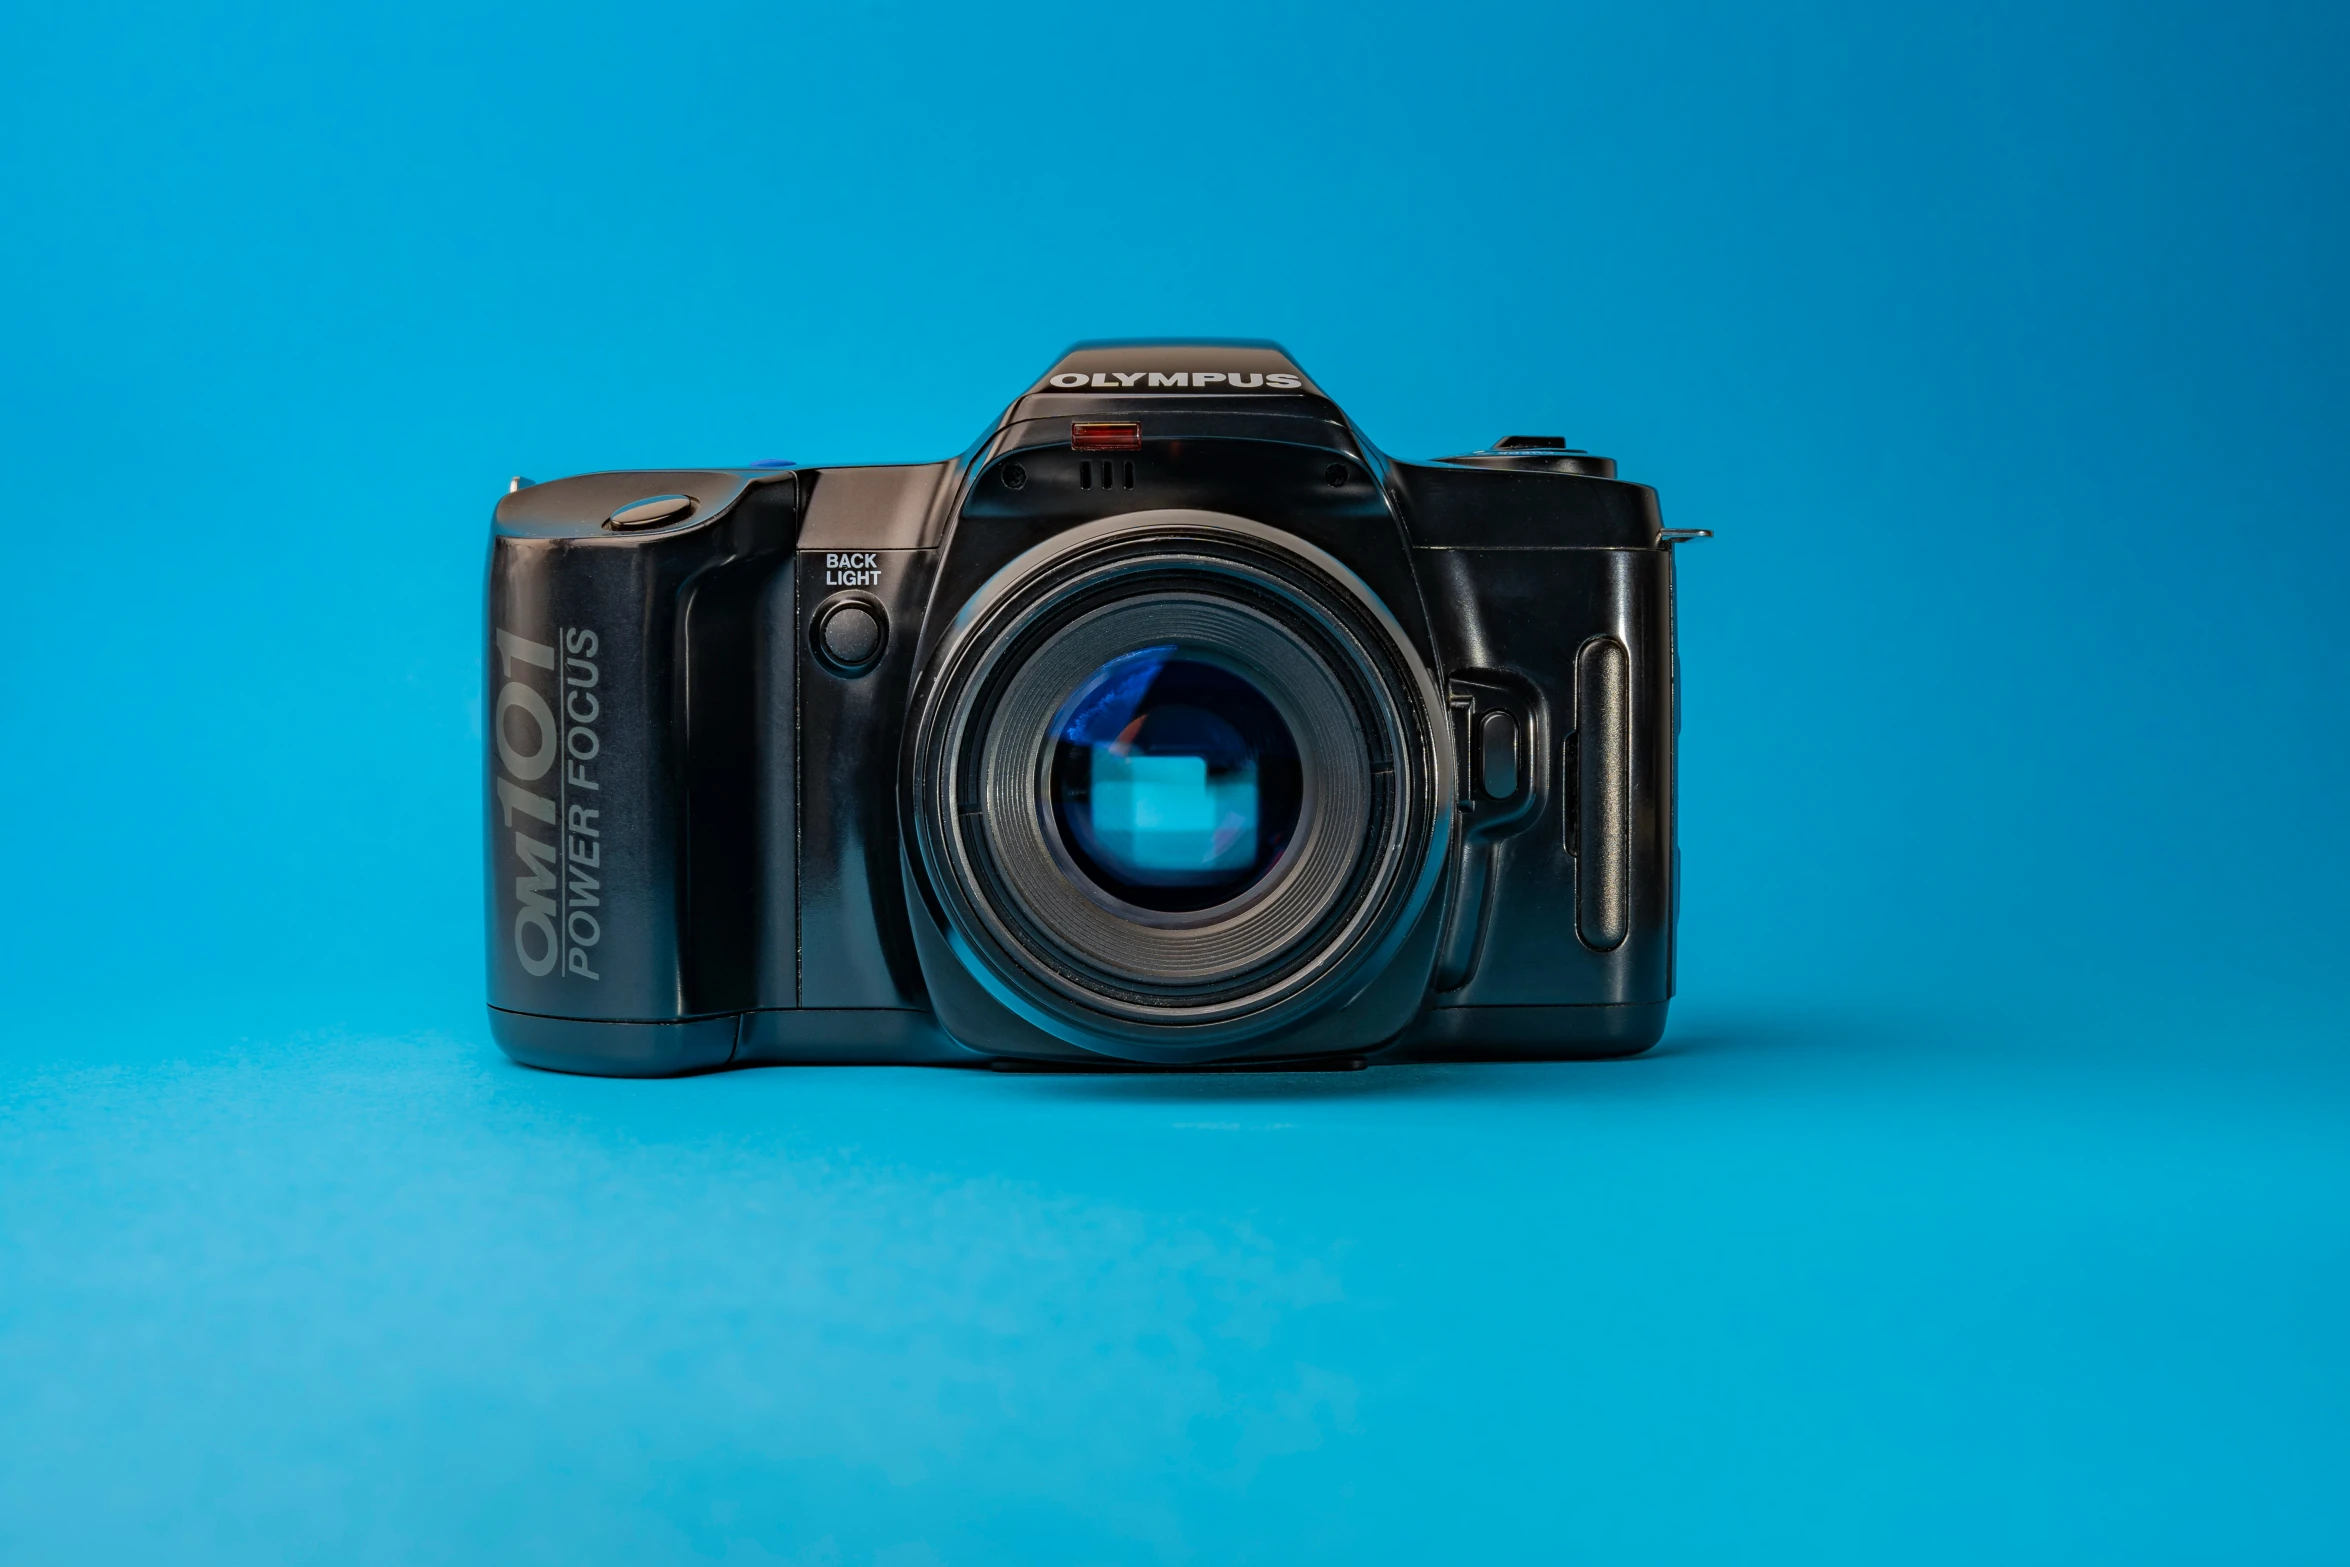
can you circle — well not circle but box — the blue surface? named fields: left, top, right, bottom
left=3, top=0, right=2347, bottom=1560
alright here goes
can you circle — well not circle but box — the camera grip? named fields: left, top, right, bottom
left=483, top=472, right=795, bottom=1075
left=486, top=536, right=697, bottom=1028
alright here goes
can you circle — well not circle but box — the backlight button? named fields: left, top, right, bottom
left=816, top=601, right=886, bottom=672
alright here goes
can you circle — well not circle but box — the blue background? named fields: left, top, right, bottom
left=4, top=0, right=2346, bottom=1560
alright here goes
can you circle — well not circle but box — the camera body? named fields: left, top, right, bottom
left=485, top=342, right=1697, bottom=1075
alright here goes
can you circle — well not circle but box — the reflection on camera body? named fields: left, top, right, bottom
left=484, top=342, right=1702, bottom=1076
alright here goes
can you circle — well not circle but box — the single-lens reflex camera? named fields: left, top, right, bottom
left=484, top=342, right=1703, bottom=1075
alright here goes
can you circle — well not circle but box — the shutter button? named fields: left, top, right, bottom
left=815, top=599, right=886, bottom=672
left=605, top=493, right=697, bottom=530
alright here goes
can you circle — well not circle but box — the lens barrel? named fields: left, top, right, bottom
left=908, top=511, right=1452, bottom=1062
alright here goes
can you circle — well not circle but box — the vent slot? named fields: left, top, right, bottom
left=1077, top=461, right=1136, bottom=491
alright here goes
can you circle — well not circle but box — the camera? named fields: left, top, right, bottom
left=485, top=342, right=1702, bottom=1075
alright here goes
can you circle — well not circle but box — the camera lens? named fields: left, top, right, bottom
left=908, top=511, right=1452, bottom=1059
left=1048, top=651, right=1303, bottom=913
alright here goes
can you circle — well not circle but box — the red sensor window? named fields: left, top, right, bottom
left=1070, top=421, right=1142, bottom=452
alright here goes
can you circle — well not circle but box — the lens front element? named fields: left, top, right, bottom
left=1050, top=650, right=1303, bottom=912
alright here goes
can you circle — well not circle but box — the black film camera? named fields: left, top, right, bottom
left=484, top=342, right=1703, bottom=1075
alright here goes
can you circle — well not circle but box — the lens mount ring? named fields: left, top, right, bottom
left=908, top=511, right=1454, bottom=1059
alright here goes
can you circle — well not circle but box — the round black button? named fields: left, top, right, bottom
left=818, top=602, right=884, bottom=669
left=605, top=493, right=697, bottom=529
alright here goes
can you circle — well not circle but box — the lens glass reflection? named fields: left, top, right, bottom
left=1049, top=648, right=1303, bottom=912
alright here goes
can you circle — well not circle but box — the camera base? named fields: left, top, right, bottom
left=1383, top=1001, right=1667, bottom=1061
